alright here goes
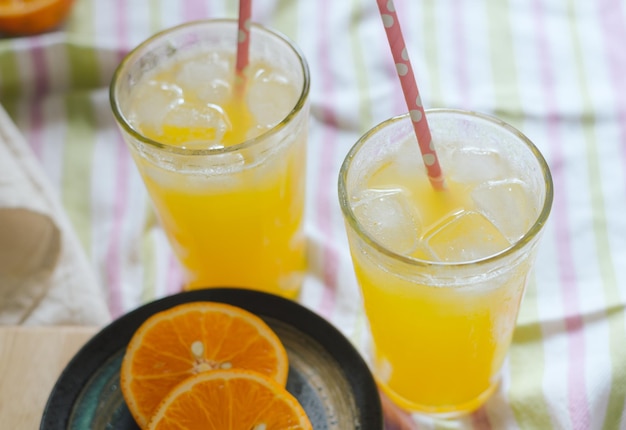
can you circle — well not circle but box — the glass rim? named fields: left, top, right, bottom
left=109, top=18, right=310, bottom=156
left=338, top=108, right=554, bottom=269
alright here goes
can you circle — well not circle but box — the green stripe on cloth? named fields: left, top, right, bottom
left=0, top=101, right=18, bottom=127
left=273, top=0, right=298, bottom=43
left=0, top=48, right=21, bottom=100
left=65, top=42, right=102, bottom=90
left=602, top=304, right=626, bottom=429
left=422, top=1, right=443, bottom=107
left=64, top=0, right=93, bottom=34
left=485, top=1, right=553, bottom=427
left=350, top=0, right=373, bottom=134
left=62, top=93, right=97, bottom=252
left=487, top=0, right=523, bottom=122
left=566, top=2, right=626, bottom=428
left=60, top=0, right=99, bottom=252
left=220, top=1, right=298, bottom=60
left=0, top=39, right=22, bottom=132
left=148, top=0, right=163, bottom=34
left=65, top=0, right=101, bottom=90
left=141, top=206, right=160, bottom=302
left=509, top=278, right=554, bottom=429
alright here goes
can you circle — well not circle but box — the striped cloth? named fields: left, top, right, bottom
left=1, top=0, right=625, bottom=428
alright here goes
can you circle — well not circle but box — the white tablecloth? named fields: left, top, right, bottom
left=1, top=1, right=625, bottom=428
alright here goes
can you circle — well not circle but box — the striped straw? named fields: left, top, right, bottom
left=236, top=0, right=252, bottom=79
left=376, top=0, right=446, bottom=190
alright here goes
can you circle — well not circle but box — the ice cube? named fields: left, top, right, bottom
left=128, top=80, right=183, bottom=133
left=176, top=54, right=233, bottom=103
left=367, top=142, right=424, bottom=191
left=423, top=210, right=511, bottom=262
left=471, top=179, right=534, bottom=242
left=246, top=65, right=297, bottom=128
left=352, top=188, right=420, bottom=255
left=162, top=101, right=229, bottom=144
left=448, top=147, right=509, bottom=184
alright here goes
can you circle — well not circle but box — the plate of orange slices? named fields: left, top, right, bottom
left=40, top=288, right=383, bottom=429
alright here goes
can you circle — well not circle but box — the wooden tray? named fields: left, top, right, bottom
left=0, top=326, right=97, bottom=428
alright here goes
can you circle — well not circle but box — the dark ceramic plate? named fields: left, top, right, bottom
left=40, top=288, right=383, bottom=429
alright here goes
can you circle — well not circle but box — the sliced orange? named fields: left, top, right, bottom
left=148, top=369, right=312, bottom=430
left=0, top=0, right=75, bottom=36
left=120, top=302, right=288, bottom=429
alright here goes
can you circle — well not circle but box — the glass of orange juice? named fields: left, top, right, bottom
left=110, top=20, right=310, bottom=299
left=339, top=109, right=553, bottom=417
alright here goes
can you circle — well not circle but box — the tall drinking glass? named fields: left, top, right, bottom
left=111, top=20, right=310, bottom=299
left=339, top=109, right=553, bottom=416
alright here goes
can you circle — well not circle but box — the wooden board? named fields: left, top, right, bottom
left=0, top=326, right=98, bottom=428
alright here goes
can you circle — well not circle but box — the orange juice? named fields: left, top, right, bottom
left=111, top=20, right=310, bottom=298
left=351, top=175, right=530, bottom=413
left=339, top=110, right=552, bottom=416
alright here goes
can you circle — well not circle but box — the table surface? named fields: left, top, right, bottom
left=0, top=326, right=97, bottom=429
left=1, top=1, right=626, bottom=429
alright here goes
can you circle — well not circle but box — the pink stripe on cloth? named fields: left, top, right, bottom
left=166, top=254, right=185, bottom=296
left=106, top=0, right=132, bottom=318
left=183, top=1, right=210, bottom=22
left=471, top=407, right=493, bottom=430
left=30, top=41, right=48, bottom=99
left=28, top=41, right=49, bottom=160
left=389, top=65, right=408, bottom=116
left=314, top=0, right=340, bottom=319
left=597, top=0, right=626, bottom=196
left=532, top=1, right=590, bottom=429
left=115, top=0, right=130, bottom=62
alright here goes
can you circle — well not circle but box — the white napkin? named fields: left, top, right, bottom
left=0, top=104, right=110, bottom=326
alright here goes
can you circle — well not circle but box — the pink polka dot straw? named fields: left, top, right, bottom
left=236, top=0, right=251, bottom=78
left=376, top=0, right=446, bottom=191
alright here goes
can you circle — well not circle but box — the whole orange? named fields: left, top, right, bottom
left=0, top=0, right=75, bottom=36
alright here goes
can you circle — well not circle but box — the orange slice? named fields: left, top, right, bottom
left=0, top=0, right=75, bottom=36
left=120, top=302, right=288, bottom=429
left=148, top=369, right=312, bottom=430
